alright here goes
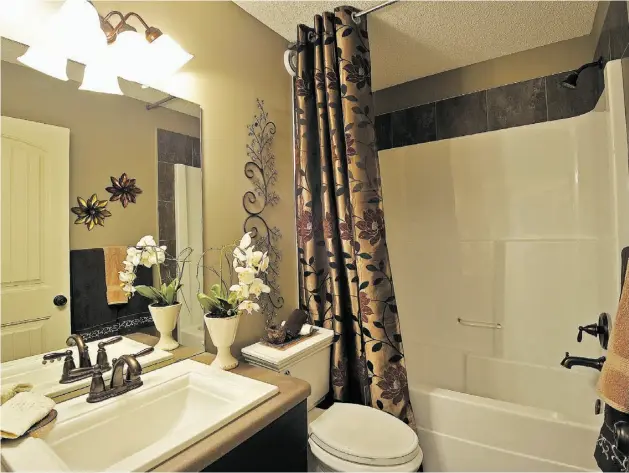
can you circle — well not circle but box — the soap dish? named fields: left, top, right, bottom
left=2, top=410, right=58, bottom=441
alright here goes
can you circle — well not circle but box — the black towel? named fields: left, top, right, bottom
left=595, top=405, right=629, bottom=472
left=70, top=248, right=153, bottom=341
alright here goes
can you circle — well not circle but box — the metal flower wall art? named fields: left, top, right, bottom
left=71, top=194, right=112, bottom=231
left=106, top=173, right=142, bottom=208
left=243, top=99, right=283, bottom=326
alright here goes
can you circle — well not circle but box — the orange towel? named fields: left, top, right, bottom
left=598, top=265, right=629, bottom=413
left=103, top=247, right=128, bottom=305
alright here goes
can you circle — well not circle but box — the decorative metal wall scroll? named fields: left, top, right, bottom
left=243, top=99, right=283, bottom=325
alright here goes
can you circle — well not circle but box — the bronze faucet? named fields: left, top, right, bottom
left=66, top=334, right=91, bottom=368
left=86, top=347, right=154, bottom=403
left=42, top=335, right=123, bottom=384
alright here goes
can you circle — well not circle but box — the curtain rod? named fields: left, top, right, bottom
left=352, top=0, right=399, bottom=23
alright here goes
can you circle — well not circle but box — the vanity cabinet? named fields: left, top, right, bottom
left=202, top=401, right=308, bottom=472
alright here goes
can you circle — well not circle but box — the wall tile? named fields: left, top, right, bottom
left=595, top=14, right=611, bottom=64
left=546, top=67, right=601, bottom=121
left=609, top=0, right=629, bottom=60
left=375, top=113, right=392, bottom=151
left=191, top=136, right=201, bottom=168
left=487, top=78, right=547, bottom=131
left=159, top=239, right=178, bottom=282
left=390, top=103, right=436, bottom=148
left=157, top=128, right=189, bottom=165
left=158, top=161, right=175, bottom=202
left=436, top=91, right=488, bottom=140
left=158, top=200, right=176, bottom=241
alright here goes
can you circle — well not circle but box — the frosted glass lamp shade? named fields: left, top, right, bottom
left=18, top=46, right=68, bottom=81
left=80, top=63, right=122, bottom=95
left=149, top=34, right=193, bottom=78
left=111, top=30, right=152, bottom=85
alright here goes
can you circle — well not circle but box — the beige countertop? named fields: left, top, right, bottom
left=151, top=352, right=311, bottom=472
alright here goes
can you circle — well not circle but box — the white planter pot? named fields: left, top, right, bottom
left=148, top=303, right=181, bottom=351
left=204, top=313, right=240, bottom=370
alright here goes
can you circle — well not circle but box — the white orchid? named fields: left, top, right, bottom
left=137, top=235, right=157, bottom=248
left=197, top=232, right=273, bottom=318
left=249, top=278, right=271, bottom=298
left=119, top=271, right=136, bottom=283
left=258, top=253, right=270, bottom=272
left=239, top=232, right=252, bottom=250
left=236, top=266, right=256, bottom=285
left=126, top=247, right=142, bottom=266
left=122, top=283, right=136, bottom=295
left=119, top=236, right=184, bottom=306
left=229, top=283, right=250, bottom=299
left=238, top=300, right=260, bottom=314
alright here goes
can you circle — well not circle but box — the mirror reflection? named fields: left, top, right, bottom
left=1, top=37, right=204, bottom=400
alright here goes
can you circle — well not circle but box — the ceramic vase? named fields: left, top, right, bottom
left=148, top=302, right=181, bottom=351
left=204, top=313, right=240, bottom=370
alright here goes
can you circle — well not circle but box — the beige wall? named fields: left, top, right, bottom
left=1, top=60, right=200, bottom=250
left=375, top=1, right=610, bottom=114
left=94, top=1, right=296, bottom=354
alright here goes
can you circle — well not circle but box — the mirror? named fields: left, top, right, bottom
left=0, top=38, right=204, bottom=400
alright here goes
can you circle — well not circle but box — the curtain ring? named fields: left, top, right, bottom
left=307, top=31, right=318, bottom=43
left=351, top=11, right=362, bottom=25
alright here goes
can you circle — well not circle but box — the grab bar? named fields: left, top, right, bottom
left=457, top=318, right=502, bottom=329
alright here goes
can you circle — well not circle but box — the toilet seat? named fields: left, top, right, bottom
left=309, top=403, right=422, bottom=471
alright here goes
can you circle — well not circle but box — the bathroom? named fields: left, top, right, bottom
left=1, top=0, right=629, bottom=471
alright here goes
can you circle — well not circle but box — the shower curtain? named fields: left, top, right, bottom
left=293, top=6, right=414, bottom=426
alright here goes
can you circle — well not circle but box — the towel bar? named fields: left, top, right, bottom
left=457, top=318, right=502, bottom=329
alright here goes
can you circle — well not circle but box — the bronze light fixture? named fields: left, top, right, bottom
left=17, top=1, right=193, bottom=94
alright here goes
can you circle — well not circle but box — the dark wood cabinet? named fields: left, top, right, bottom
left=202, top=401, right=308, bottom=472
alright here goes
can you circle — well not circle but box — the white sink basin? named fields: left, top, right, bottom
left=1, top=359, right=279, bottom=472
left=1, top=337, right=173, bottom=398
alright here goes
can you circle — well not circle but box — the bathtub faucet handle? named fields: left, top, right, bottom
left=576, top=313, right=610, bottom=349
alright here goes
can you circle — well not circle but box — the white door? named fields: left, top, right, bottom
left=1, top=116, right=70, bottom=361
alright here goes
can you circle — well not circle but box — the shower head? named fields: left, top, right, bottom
left=561, top=71, right=579, bottom=89
left=561, top=56, right=604, bottom=89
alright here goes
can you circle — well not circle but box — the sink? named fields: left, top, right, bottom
left=1, top=359, right=279, bottom=471
left=1, top=337, right=173, bottom=398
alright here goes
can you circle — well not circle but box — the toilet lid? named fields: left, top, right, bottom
left=309, top=403, right=420, bottom=467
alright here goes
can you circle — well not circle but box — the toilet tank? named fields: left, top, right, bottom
left=241, top=327, right=334, bottom=410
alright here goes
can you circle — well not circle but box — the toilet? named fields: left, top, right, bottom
left=242, top=326, right=423, bottom=472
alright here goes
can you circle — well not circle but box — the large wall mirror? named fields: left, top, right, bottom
left=1, top=37, right=204, bottom=399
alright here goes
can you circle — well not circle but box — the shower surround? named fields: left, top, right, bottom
left=379, top=60, right=629, bottom=471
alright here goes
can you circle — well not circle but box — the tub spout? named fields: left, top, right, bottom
left=560, top=352, right=605, bottom=371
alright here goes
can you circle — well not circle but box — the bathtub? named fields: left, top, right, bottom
left=409, top=381, right=600, bottom=472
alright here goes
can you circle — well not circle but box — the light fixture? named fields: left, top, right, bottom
left=80, top=50, right=122, bottom=95
left=17, top=1, right=193, bottom=94
left=108, top=22, right=153, bottom=85
left=18, top=45, right=69, bottom=81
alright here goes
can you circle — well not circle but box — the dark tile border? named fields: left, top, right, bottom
left=376, top=67, right=604, bottom=151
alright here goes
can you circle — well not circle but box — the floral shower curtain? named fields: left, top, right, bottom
left=294, top=6, right=415, bottom=426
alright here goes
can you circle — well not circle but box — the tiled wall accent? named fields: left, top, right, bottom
left=375, top=2, right=629, bottom=152
left=157, top=129, right=201, bottom=279
left=596, top=1, right=629, bottom=65
left=375, top=67, right=603, bottom=151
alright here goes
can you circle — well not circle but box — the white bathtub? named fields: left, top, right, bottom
left=410, top=383, right=599, bottom=471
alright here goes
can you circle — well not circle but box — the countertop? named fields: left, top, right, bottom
left=151, top=352, right=311, bottom=472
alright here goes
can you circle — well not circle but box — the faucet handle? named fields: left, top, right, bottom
left=577, top=313, right=611, bottom=349
left=133, top=347, right=155, bottom=358
left=42, top=350, right=72, bottom=364
left=95, top=336, right=123, bottom=370
left=98, top=336, right=122, bottom=348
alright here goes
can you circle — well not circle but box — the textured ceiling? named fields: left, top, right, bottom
left=234, top=1, right=599, bottom=90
